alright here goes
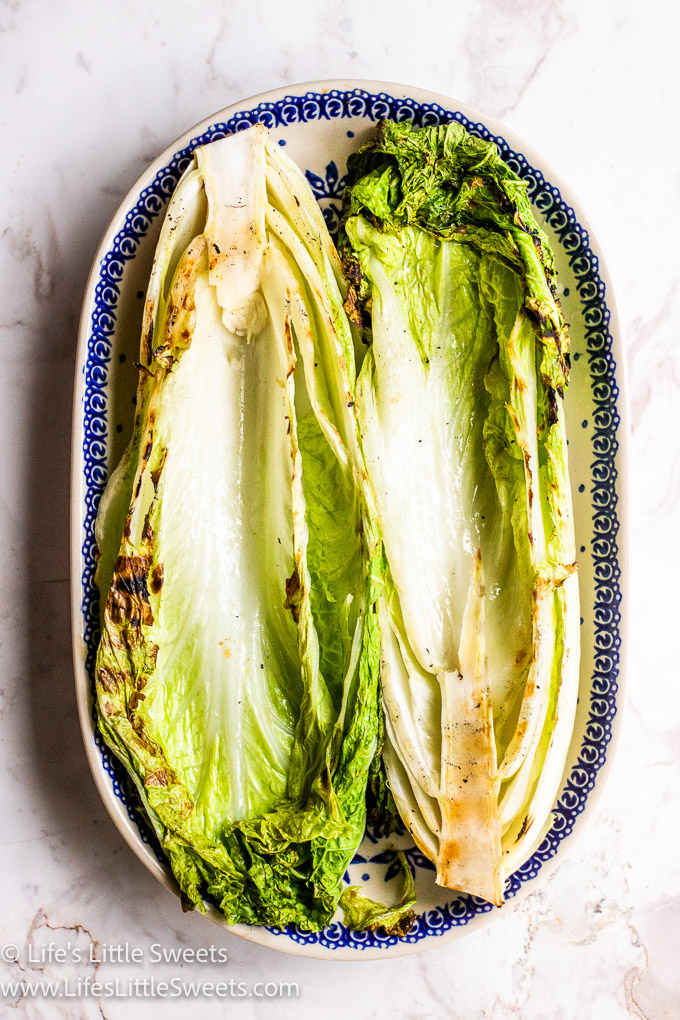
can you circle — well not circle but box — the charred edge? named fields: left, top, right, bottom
left=97, top=666, right=122, bottom=693
left=283, top=318, right=295, bottom=362
left=152, top=343, right=174, bottom=366
left=535, top=562, right=578, bottom=597
left=283, top=567, right=302, bottom=624
left=128, top=664, right=160, bottom=754
left=143, top=441, right=153, bottom=461
left=149, top=563, right=164, bottom=594
left=283, top=319, right=296, bottom=379
left=144, top=325, right=154, bottom=365
left=129, top=713, right=158, bottom=756
left=318, top=766, right=332, bottom=800
left=151, top=448, right=167, bottom=490
left=546, top=387, right=559, bottom=426
left=343, top=286, right=369, bottom=329
left=382, top=910, right=417, bottom=938
left=558, top=350, right=570, bottom=385
left=107, top=555, right=154, bottom=629
left=128, top=689, right=146, bottom=711
left=342, top=250, right=363, bottom=287
left=166, top=311, right=179, bottom=334
left=134, top=361, right=155, bottom=379
left=498, top=191, right=514, bottom=216
left=524, top=303, right=555, bottom=335
left=558, top=351, right=569, bottom=381
left=145, top=768, right=171, bottom=788
left=514, top=814, right=532, bottom=843
left=526, top=300, right=571, bottom=368
left=524, top=298, right=561, bottom=339
left=162, top=285, right=196, bottom=352
left=522, top=447, right=534, bottom=510
left=142, top=517, right=154, bottom=544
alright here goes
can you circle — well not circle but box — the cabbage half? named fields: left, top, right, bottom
left=340, top=120, right=580, bottom=905
left=94, top=126, right=413, bottom=932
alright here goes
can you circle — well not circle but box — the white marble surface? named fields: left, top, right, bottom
left=1, top=0, right=678, bottom=1016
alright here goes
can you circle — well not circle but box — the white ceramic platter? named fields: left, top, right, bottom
left=71, top=80, right=627, bottom=960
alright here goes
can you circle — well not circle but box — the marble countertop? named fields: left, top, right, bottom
left=1, top=1, right=678, bottom=1016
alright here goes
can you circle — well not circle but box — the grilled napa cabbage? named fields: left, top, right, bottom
left=339, top=120, right=580, bottom=905
left=94, top=126, right=413, bottom=932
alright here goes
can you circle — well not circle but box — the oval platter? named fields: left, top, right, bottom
left=71, top=80, right=626, bottom=960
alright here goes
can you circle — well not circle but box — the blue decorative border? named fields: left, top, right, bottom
left=81, top=89, right=621, bottom=951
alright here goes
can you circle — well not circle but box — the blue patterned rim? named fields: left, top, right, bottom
left=81, top=88, right=621, bottom=951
